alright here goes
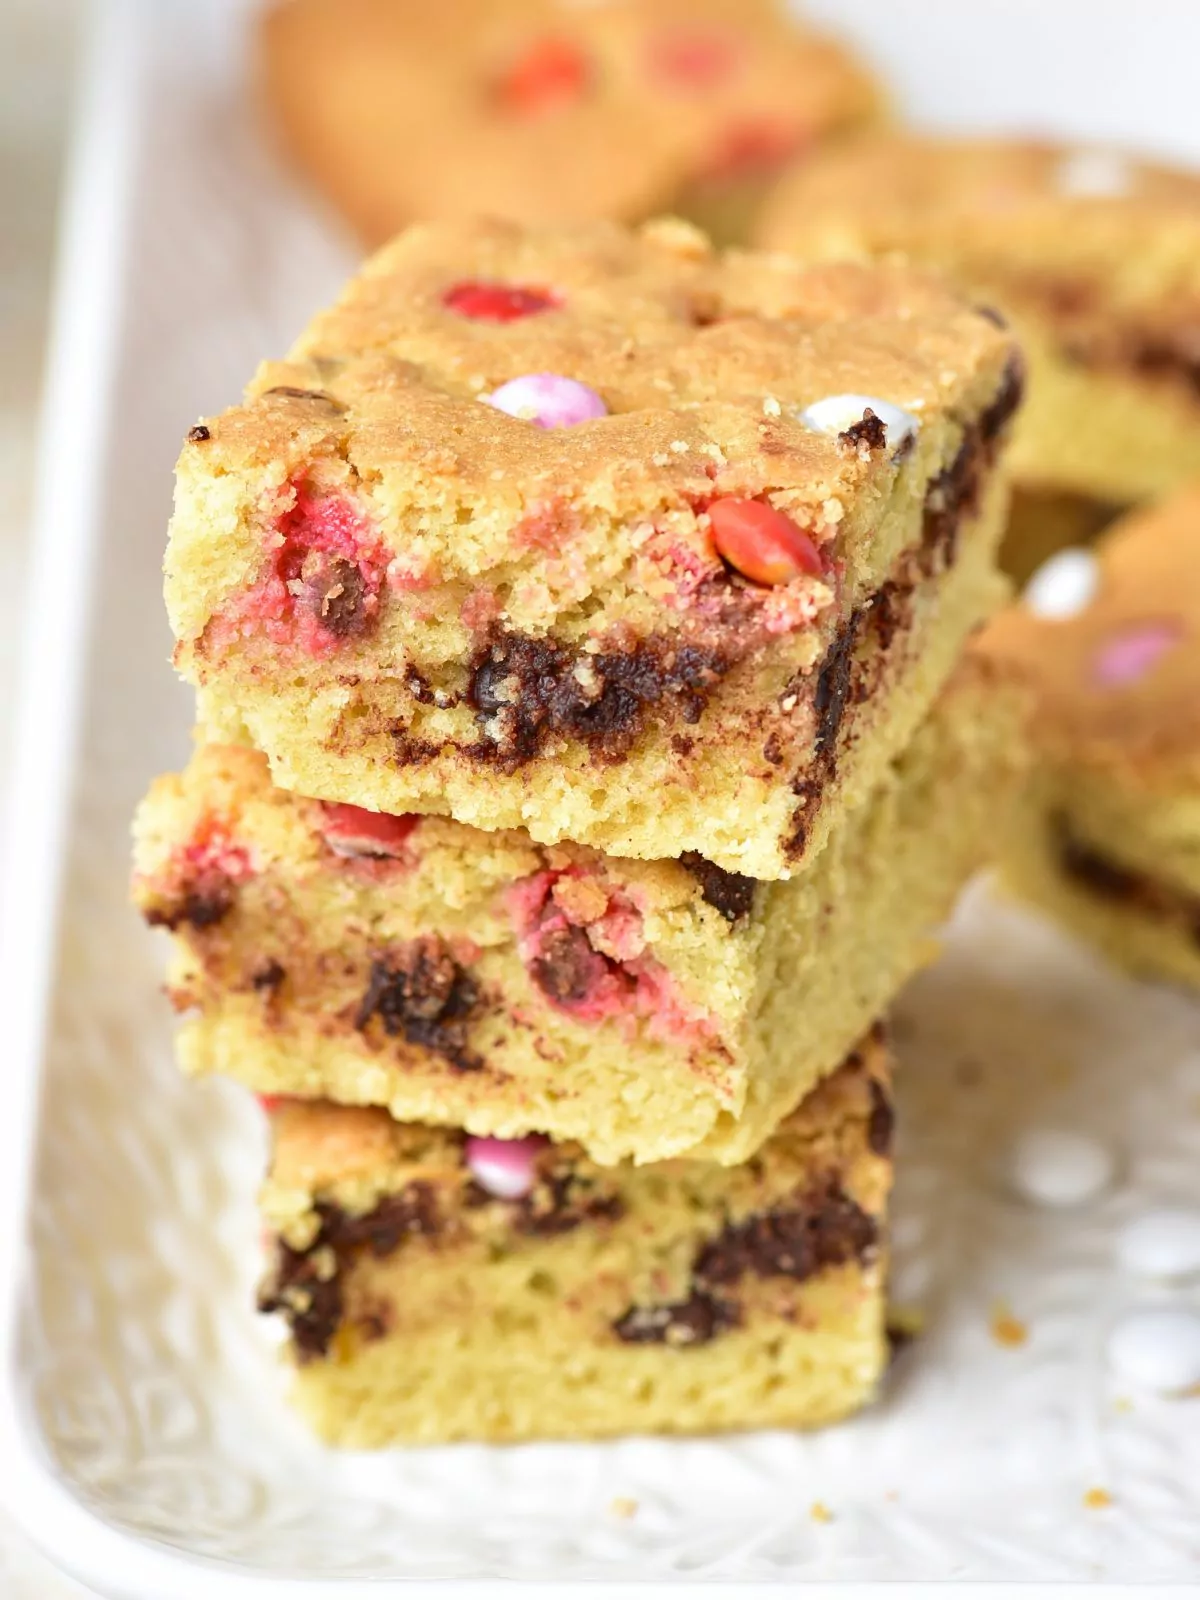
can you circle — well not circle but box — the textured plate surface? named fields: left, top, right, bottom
left=5, top=0, right=1200, bottom=1592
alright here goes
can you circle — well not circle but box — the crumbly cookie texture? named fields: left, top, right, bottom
left=982, top=484, right=1200, bottom=983
left=758, top=134, right=1200, bottom=509
left=256, top=1028, right=893, bottom=1447
left=258, top=0, right=882, bottom=247
left=133, top=652, right=1026, bottom=1165
left=167, top=217, right=1020, bottom=878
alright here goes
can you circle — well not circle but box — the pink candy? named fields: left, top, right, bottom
left=1091, top=621, right=1182, bottom=687
left=484, top=374, right=607, bottom=429
left=464, top=1134, right=549, bottom=1200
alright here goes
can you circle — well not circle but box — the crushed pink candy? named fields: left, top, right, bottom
left=212, top=483, right=392, bottom=660
left=465, top=1135, right=549, bottom=1200
left=507, top=868, right=717, bottom=1045
left=1091, top=621, right=1182, bottom=687
left=181, top=822, right=253, bottom=885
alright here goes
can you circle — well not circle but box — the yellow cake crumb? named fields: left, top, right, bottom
left=990, top=1303, right=1029, bottom=1348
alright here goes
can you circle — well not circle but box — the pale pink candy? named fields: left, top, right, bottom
left=465, top=1134, right=549, bottom=1200
left=484, top=374, right=608, bottom=429
left=1091, top=621, right=1182, bottom=687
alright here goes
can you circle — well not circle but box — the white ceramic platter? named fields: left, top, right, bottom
left=2, top=1, right=1200, bottom=1593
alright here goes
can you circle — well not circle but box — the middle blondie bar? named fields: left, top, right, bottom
left=166, top=217, right=1020, bottom=878
left=134, top=653, right=1024, bottom=1166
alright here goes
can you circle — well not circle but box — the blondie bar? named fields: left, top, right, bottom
left=759, top=136, right=1200, bottom=565
left=167, top=217, right=1020, bottom=878
left=256, top=1028, right=893, bottom=1446
left=133, top=653, right=1025, bottom=1165
left=259, top=0, right=881, bottom=248
left=983, top=485, right=1200, bottom=985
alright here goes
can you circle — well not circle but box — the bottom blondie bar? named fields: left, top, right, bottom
left=258, top=1029, right=893, bottom=1447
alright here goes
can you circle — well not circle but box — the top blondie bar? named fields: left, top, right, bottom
left=168, top=217, right=1020, bottom=877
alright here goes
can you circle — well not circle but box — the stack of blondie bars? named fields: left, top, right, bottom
left=133, top=217, right=1027, bottom=1445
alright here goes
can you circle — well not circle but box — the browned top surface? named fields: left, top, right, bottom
left=183, top=215, right=1013, bottom=541
left=259, top=0, right=881, bottom=242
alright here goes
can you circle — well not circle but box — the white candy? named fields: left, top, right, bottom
left=1107, top=1307, right=1200, bottom=1394
left=798, top=394, right=920, bottom=456
left=1057, top=148, right=1133, bottom=199
left=1007, top=1127, right=1114, bottom=1208
left=1116, top=1210, right=1200, bottom=1281
left=1023, top=548, right=1100, bottom=619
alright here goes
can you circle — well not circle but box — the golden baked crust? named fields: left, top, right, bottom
left=256, top=1031, right=894, bottom=1445
left=258, top=0, right=882, bottom=245
left=758, top=134, right=1200, bottom=506
left=167, top=217, right=1020, bottom=877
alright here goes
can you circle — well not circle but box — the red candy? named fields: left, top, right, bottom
left=442, top=281, right=559, bottom=323
left=650, top=26, right=738, bottom=89
left=703, top=118, right=804, bottom=179
left=496, top=36, right=589, bottom=114
left=255, top=1094, right=286, bottom=1114
left=707, top=498, right=822, bottom=587
left=319, top=802, right=420, bottom=859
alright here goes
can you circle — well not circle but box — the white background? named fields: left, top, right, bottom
left=3, top=1, right=1200, bottom=1594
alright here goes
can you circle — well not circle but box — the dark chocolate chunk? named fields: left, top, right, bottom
left=530, top=925, right=602, bottom=1005
left=680, top=852, right=757, bottom=924
left=867, top=1078, right=895, bottom=1158
left=186, top=423, right=211, bottom=442
left=143, top=881, right=236, bottom=933
left=466, top=625, right=736, bottom=768
left=310, top=555, right=368, bottom=637
left=612, top=1289, right=739, bottom=1347
left=695, top=1180, right=878, bottom=1288
left=257, top=1243, right=344, bottom=1362
left=812, top=611, right=862, bottom=756
left=316, top=1186, right=438, bottom=1259
left=251, top=958, right=286, bottom=993
left=837, top=407, right=889, bottom=456
left=257, top=1185, right=438, bottom=1361
left=1054, top=813, right=1200, bottom=934
left=403, top=664, right=437, bottom=704
left=356, top=941, right=483, bottom=1071
left=978, top=352, right=1026, bottom=444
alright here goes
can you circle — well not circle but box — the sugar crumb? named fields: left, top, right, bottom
left=762, top=395, right=782, bottom=418
left=810, top=1502, right=834, bottom=1524
left=669, top=440, right=690, bottom=455
left=651, top=452, right=671, bottom=466
left=609, top=1497, right=639, bottom=1520
left=1083, top=1487, right=1112, bottom=1510
left=990, top=1302, right=1028, bottom=1348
